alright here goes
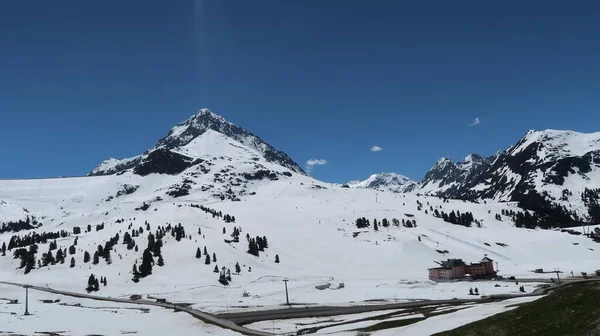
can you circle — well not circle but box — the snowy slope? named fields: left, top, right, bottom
left=89, top=109, right=305, bottom=176
left=347, top=173, right=418, bottom=193
left=1, top=171, right=597, bottom=310
left=0, top=200, right=33, bottom=223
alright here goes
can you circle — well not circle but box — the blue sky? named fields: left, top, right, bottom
left=1, top=1, right=599, bottom=182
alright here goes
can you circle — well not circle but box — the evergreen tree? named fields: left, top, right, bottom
left=86, top=274, right=96, bottom=292
left=132, top=264, right=139, bottom=276
left=157, top=255, right=164, bottom=267
left=374, top=220, right=379, bottom=231
left=92, top=251, right=99, bottom=265
left=248, top=238, right=259, bottom=256
left=196, top=247, right=202, bottom=259
left=69, top=245, right=76, bottom=255
left=1, top=242, right=5, bottom=256
left=84, top=251, right=90, bottom=263
left=212, top=252, right=217, bottom=262
left=469, top=287, right=473, bottom=295
left=223, top=227, right=226, bottom=234
left=198, top=228, right=202, bottom=235
left=56, top=248, right=65, bottom=264
left=235, top=262, right=241, bottom=274
left=214, top=265, right=219, bottom=273
left=139, top=248, right=154, bottom=277
left=70, top=257, right=75, bottom=268
left=135, top=245, right=139, bottom=252
left=205, top=254, right=211, bottom=265
left=474, top=288, right=479, bottom=295
left=275, top=254, right=280, bottom=263
left=50, top=250, right=57, bottom=265
left=203, top=246, right=208, bottom=255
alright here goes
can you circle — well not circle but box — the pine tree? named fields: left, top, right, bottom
left=469, top=287, right=473, bottom=295
left=87, top=274, right=96, bottom=292
left=214, top=265, right=219, bottom=273
left=212, top=252, right=217, bottom=262
left=235, top=262, right=241, bottom=274
left=84, top=251, right=90, bottom=263
left=132, top=264, right=139, bottom=276
left=474, top=288, right=479, bottom=295
left=139, top=248, right=154, bottom=277
left=93, top=251, right=99, bottom=265
left=205, top=254, right=211, bottom=265
left=56, top=248, right=64, bottom=264
left=275, top=254, right=280, bottom=263
left=203, top=246, right=208, bottom=255
left=196, top=247, right=201, bottom=259
left=157, top=255, right=164, bottom=267
left=223, top=227, right=226, bottom=234
left=374, top=220, right=379, bottom=231
left=70, top=257, right=75, bottom=268
left=69, top=245, right=76, bottom=255
left=248, top=238, right=259, bottom=256
left=198, top=228, right=202, bottom=235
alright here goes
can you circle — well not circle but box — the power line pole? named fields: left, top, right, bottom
left=283, top=279, right=290, bottom=306
left=554, top=268, right=561, bottom=285
left=24, top=285, right=31, bottom=316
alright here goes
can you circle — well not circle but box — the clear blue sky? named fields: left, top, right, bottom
left=1, top=1, right=599, bottom=182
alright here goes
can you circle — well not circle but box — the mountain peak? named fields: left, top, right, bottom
left=347, top=172, right=418, bottom=193
left=89, top=108, right=305, bottom=176
left=192, top=108, right=229, bottom=124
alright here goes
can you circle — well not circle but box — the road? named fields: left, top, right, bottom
left=216, top=278, right=591, bottom=325
left=3, top=278, right=595, bottom=335
left=0, top=281, right=275, bottom=336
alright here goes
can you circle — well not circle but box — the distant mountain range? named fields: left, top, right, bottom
left=86, top=108, right=600, bottom=224
left=349, top=129, right=600, bottom=224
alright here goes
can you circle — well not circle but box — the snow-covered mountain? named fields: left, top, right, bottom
left=347, top=173, right=418, bottom=193
left=89, top=109, right=305, bottom=176
left=459, top=129, right=600, bottom=223
left=419, top=153, right=497, bottom=197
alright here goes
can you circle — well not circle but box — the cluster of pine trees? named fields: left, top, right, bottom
left=582, top=188, right=600, bottom=223
left=85, top=274, right=107, bottom=292
left=0, top=215, right=40, bottom=234
left=6, top=230, right=69, bottom=250
left=247, top=235, right=269, bottom=257
left=190, top=204, right=236, bottom=223
left=355, top=217, right=413, bottom=229
left=433, top=209, right=475, bottom=227
left=131, top=222, right=170, bottom=283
